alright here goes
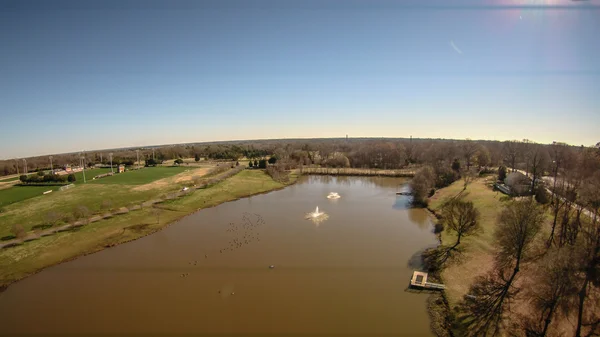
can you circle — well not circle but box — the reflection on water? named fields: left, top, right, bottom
left=408, top=208, right=432, bottom=230
left=0, top=176, right=436, bottom=336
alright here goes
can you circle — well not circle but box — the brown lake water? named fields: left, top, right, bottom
left=0, top=176, right=438, bottom=336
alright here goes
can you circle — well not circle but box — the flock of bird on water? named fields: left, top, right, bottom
left=178, top=193, right=342, bottom=295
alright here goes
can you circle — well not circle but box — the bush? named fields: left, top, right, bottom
left=68, top=174, right=76, bottom=182
left=37, top=171, right=45, bottom=177
left=451, top=159, right=461, bottom=173
left=10, top=224, right=26, bottom=239
left=19, top=175, right=27, bottom=182
left=268, top=157, right=277, bottom=164
left=498, top=166, right=507, bottom=182
left=258, top=159, right=267, bottom=169
left=145, top=158, right=157, bottom=167
left=74, top=205, right=90, bottom=219
left=248, top=161, right=253, bottom=168
left=535, top=187, right=550, bottom=205
left=174, top=159, right=184, bottom=165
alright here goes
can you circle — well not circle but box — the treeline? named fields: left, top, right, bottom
left=19, top=172, right=75, bottom=184
left=411, top=140, right=600, bottom=206
left=3, top=138, right=598, bottom=180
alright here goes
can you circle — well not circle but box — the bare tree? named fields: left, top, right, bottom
left=572, top=173, right=600, bottom=337
left=443, top=199, right=481, bottom=250
left=458, top=199, right=545, bottom=336
left=10, top=224, right=26, bottom=239
left=46, top=211, right=61, bottom=227
left=462, top=169, right=475, bottom=191
left=523, top=248, right=576, bottom=337
left=475, top=146, right=491, bottom=171
left=503, top=140, right=520, bottom=172
left=461, top=139, right=479, bottom=171
left=410, top=166, right=435, bottom=206
left=74, top=205, right=90, bottom=220
left=529, top=144, right=550, bottom=194
left=101, top=199, right=113, bottom=211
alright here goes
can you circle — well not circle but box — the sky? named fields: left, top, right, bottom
left=1, top=0, right=599, bottom=158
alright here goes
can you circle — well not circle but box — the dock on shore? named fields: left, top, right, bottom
left=409, top=271, right=446, bottom=290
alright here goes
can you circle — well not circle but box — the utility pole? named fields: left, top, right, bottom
left=136, top=150, right=140, bottom=169
left=109, top=153, right=114, bottom=174
left=81, top=152, right=87, bottom=183
left=14, top=158, right=19, bottom=176
left=49, top=156, right=53, bottom=174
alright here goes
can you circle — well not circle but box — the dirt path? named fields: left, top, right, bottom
left=132, top=168, right=211, bottom=192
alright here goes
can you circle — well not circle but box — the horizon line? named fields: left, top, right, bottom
left=1, top=136, right=596, bottom=161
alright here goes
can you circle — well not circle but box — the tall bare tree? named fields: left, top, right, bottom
left=572, top=172, right=600, bottom=337
left=503, top=140, right=520, bottom=172
left=461, top=139, right=479, bottom=171
left=529, top=143, right=550, bottom=194
left=459, top=199, right=546, bottom=336
left=523, top=248, right=576, bottom=337
left=442, top=199, right=481, bottom=250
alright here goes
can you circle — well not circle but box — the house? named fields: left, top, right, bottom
left=505, top=172, right=530, bottom=195
left=118, top=165, right=125, bottom=173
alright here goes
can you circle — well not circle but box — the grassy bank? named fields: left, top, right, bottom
left=428, top=176, right=507, bottom=307
left=0, top=170, right=289, bottom=287
left=0, top=166, right=214, bottom=237
left=424, top=176, right=582, bottom=336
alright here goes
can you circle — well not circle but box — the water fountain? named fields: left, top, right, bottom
left=327, top=192, right=341, bottom=199
left=311, top=206, right=323, bottom=217
left=305, top=206, right=328, bottom=225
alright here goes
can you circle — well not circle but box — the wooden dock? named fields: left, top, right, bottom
left=409, top=271, right=446, bottom=290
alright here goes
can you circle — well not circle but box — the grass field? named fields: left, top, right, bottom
left=0, top=166, right=212, bottom=237
left=72, top=168, right=112, bottom=183
left=428, top=175, right=557, bottom=311
left=0, top=186, right=60, bottom=209
left=0, top=176, right=19, bottom=182
left=0, top=170, right=285, bottom=286
left=428, top=176, right=510, bottom=307
left=90, top=166, right=189, bottom=185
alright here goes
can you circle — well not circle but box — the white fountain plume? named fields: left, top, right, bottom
left=305, top=206, right=328, bottom=225
left=327, top=192, right=341, bottom=199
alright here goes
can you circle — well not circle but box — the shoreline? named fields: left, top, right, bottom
left=0, top=171, right=297, bottom=291
left=423, top=205, right=454, bottom=337
left=300, top=166, right=417, bottom=177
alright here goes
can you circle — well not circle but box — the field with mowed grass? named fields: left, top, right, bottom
left=428, top=176, right=510, bottom=307
left=0, top=176, right=19, bottom=182
left=428, top=176, right=554, bottom=309
left=0, top=169, right=285, bottom=286
left=89, top=166, right=190, bottom=185
left=0, top=166, right=212, bottom=238
left=0, top=186, right=60, bottom=209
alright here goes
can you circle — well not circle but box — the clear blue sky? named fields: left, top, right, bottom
left=1, top=0, right=599, bottom=158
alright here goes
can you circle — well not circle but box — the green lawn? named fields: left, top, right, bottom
left=72, top=168, right=113, bottom=184
left=0, top=186, right=59, bottom=209
left=0, top=176, right=19, bottom=182
left=90, top=166, right=190, bottom=185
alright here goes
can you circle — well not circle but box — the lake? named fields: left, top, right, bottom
left=0, top=176, right=438, bottom=336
